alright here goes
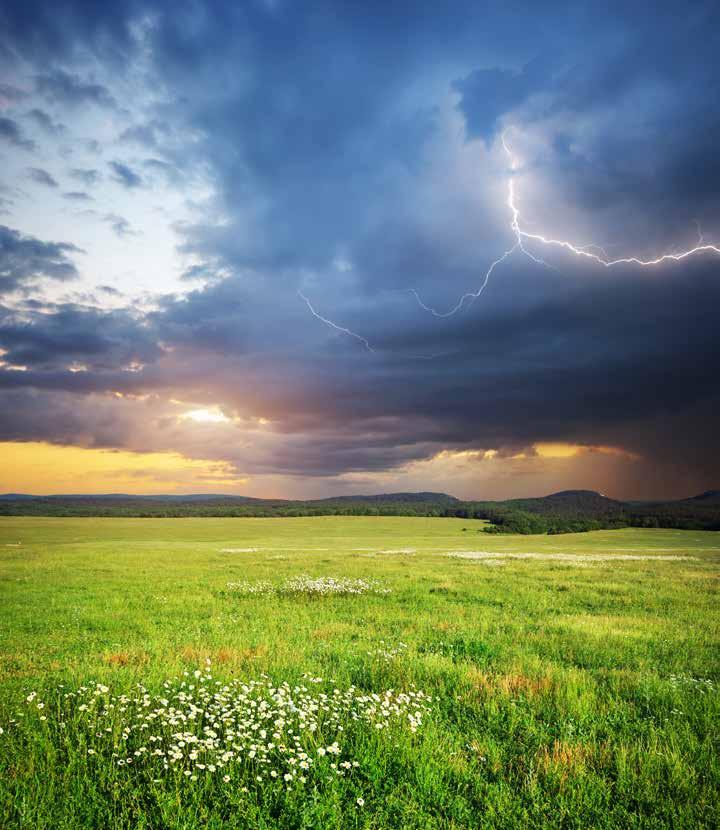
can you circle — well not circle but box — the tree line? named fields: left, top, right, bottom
left=1, top=494, right=718, bottom=532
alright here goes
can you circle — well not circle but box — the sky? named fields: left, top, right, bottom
left=0, top=0, right=719, bottom=500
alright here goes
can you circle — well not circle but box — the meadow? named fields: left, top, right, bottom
left=0, top=516, right=718, bottom=829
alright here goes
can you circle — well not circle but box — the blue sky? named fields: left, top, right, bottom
left=0, top=0, right=718, bottom=498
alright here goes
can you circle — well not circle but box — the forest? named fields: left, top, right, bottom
left=1, top=490, right=718, bottom=532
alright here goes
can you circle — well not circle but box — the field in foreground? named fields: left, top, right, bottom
left=0, top=516, right=719, bottom=829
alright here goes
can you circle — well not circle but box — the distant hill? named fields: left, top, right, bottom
left=0, top=491, right=460, bottom=520
left=0, top=493, right=265, bottom=503
left=0, top=489, right=717, bottom=532
left=314, top=491, right=459, bottom=504
left=685, top=490, right=720, bottom=504
left=0, top=491, right=456, bottom=503
left=505, top=490, right=624, bottom=518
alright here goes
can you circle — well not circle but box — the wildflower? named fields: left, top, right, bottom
left=357, top=797, right=365, bottom=807
left=13, top=671, right=431, bottom=793
left=280, top=575, right=391, bottom=597
left=225, top=580, right=275, bottom=596
left=226, top=575, right=391, bottom=598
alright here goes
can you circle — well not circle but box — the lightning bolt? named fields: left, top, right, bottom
left=411, top=128, right=720, bottom=318
left=298, top=290, right=374, bottom=352
left=405, top=245, right=518, bottom=317
left=408, top=131, right=557, bottom=318
left=508, top=129, right=720, bottom=267
left=300, top=127, right=720, bottom=348
left=299, top=289, right=447, bottom=359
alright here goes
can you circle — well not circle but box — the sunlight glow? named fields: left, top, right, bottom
left=181, top=407, right=231, bottom=424
left=0, top=442, right=247, bottom=494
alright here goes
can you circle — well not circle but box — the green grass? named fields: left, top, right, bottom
left=1, top=516, right=719, bottom=828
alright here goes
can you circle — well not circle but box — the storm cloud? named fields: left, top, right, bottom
left=0, top=116, right=34, bottom=151
left=0, top=0, right=718, bottom=498
left=0, top=225, right=81, bottom=294
left=34, top=69, right=117, bottom=109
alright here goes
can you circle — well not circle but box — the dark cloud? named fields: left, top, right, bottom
left=82, top=139, right=102, bottom=155
left=26, top=107, right=64, bottom=134
left=63, top=191, right=93, bottom=202
left=108, top=160, right=143, bottom=188
left=179, top=263, right=220, bottom=282
left=97, top=284, right=122, bottom=296
left=34, top=69, right=116, bottom=108
left=0, top=0, right=718, bottom=498
left=119, top=122, right=165, bottom=148
left=0, top=388, right=170, bottom=452
left=0, top=83, right=27, bottom=104
left=0, top=0, right=139, bottom=66
left=451, top=3, right=720, bottom=251
left=0, top=302, right=161, bottom=371
left=27, top=167, right=59, bottom=188
left=453, top=57, right=555, bottom=141
left=102, top=213, right=138, bottom=238
left=0, top=248, right=718, bottom=494
left=143, top=158, right=182, bottom=186
left=0, top=225, right=81, bottom=294
left=0, top=116, right=35, bottom=150
left=69, top=168, right=101, bottom=187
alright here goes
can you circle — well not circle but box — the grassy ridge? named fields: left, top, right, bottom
left=2, top=489, right=719, bottom=531
left=0, top=517, right=719, bottom=828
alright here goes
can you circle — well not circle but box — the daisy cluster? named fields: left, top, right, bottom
left=367, top=641, right=409, bottom=663
left=283, top=575, right=391, bottom=596
left=668, top=674, right=715, bottom=693
left=226, top=575, right=391, bottom=597
left=7, top=667, right=431, bottom=794
left=224, top=580, right=275, bottom=595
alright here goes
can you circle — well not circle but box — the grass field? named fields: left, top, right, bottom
left=1, top=516, right=719, bottom=828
